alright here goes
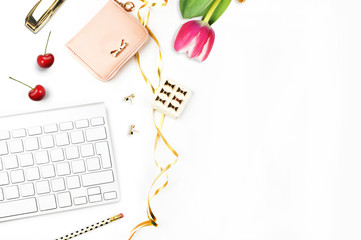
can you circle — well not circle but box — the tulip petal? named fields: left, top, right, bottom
left=187, top=26, right=211, bottom=58
left=196, top=28, right=215, bottom=61
left=174, top=21, right=202, bottom=52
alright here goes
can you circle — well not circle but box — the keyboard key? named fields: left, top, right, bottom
left=95, top=142, right=112, bottom=169
left=19, top=153, right=34, bottom=167
left=50, top=149, right=64, bottom=162
left=28, top=126, right=42, bottom=136
left=12, top=129, right=26, bottom=138
left=86, top=157, right=101, bottom=171
left=85, top=127, right=107, bottom=142
left=38, top=194, right=57, bottom=211
left=70, top=131, right=85, bottom=144
left=71, top=160, right=85, bottom=173
left=66, top=176, right=81, bottom=189
left=5, top=186, right=20, bottom=199
left=10, top=170, right=25, bottom=184
left=26, top=167, right=40, bottom=181
left=41, top=165, right=56, bottom=178
left=60, top=122, right=74, bottom=131
left=0, top=131, right=10, bottom=141
left=58, top=192, right=72, bottom=208
left=44, top=124, right=58, bottom=133
left=91, top=117, right=105, bottom=126
left=75, top=120, right=89, bottom=129
left=81, top=170, right=114, bottom=187
left=40, top=135, right=55, bottom=149
left=0, top=172, right=9, bottom=186
left=65, top=146, right=79, bottom=159
left=35, top=151, right=49, bottom=165
left=55, top=133, right=70, bottom=146
left=0, top=160, right=2, bottom=171
left=0, top=188, right=3, bottom=201
left=80, top=144, right=94, bottom=157
left=87, top=187, right=101, bottom=195
left=51, top=178, right=66, bottom=192
left=36, top=181, right=50, bottom=194
left=24, top=137, right=39, bottom=151
left=3, top=156, right=18, bottom=169
left=56, top=162, right=71, bottom=176
left=104, top=191, right=117, bottom=200
left=0, top=142, right=8, bottom=156
left=20, top=183, right=35, bottom=197
left=89, top=194, right=102, bottom=203
left=0, top=198, right=38, bottom=218
left=73, top=196, right=87, bottom=205
left=9, top=140, right=24, bottom=154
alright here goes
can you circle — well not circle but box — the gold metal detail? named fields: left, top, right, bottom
left=25, top=0, right=66, bottom=34
left=124, top=94, right=135, bottom=103
left=111, top=39, right=128, bottom=57
left=129, top=125, right=138, bottom=135
left=115, top=1, right=135, bottom=12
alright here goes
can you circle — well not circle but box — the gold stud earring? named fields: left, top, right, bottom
left=129, top=125, right=139, bottom=135
left=124, top=94, right=135, bottom=103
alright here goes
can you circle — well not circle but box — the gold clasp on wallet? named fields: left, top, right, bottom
left=25, top=0, right=66, bottom=34
left=111, top=39, right=128, bottom=57
left=115, top=1, right=135, bottom=12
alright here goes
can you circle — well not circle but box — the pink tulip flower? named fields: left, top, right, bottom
left=174, top=20, right=215, bottom=62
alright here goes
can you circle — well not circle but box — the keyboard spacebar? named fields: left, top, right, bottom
left=0, top=198, right=38, bottom=218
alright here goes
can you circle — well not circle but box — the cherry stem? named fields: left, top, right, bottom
left=9, top=77, right=34, bottom=90
left=44, top=31, right=52, bottom=55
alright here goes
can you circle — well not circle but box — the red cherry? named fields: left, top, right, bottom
left=9, top=77, right=46, bottom=101
left=29, top=85, right=46, bottom=101
left=37, top=53, right=54, bottom=68
left=37, top=31, right=54, bottom=69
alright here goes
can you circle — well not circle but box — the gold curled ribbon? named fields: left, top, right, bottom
left=135, top=0, right=167, bottom=93
left=129, top=0, right=178, bottom=239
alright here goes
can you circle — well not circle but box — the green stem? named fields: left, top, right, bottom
left=203, top=0, right=222, bottom=24
left=9, top=77, right=34, bottom=90
left=44, top=31, right=52, bottom=55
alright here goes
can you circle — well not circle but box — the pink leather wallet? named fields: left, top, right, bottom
left=66, top=0, right=149, bottom=81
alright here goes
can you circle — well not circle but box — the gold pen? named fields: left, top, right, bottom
left=55, top=213, right=124, bottom=240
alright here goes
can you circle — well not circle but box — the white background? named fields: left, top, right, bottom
left=0, top=0, right=359, bottom=239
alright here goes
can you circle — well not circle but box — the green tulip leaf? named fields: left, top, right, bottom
left=180, top=0, right=214, bottom=19
left=203, top=0, right=232, bottom=25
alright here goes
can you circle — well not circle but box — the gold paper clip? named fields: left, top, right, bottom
left=25, top=0, right=66, bottom=34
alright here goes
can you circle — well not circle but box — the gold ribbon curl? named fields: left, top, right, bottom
left=129, top=0, right=178, bottom=239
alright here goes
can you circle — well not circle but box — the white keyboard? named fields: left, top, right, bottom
left=0, top=103, right=120, bottom=222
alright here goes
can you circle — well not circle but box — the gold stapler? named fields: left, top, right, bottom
left=25, top=0, right=66, bottom=34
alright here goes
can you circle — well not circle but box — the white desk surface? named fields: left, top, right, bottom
left=0, top=0, right=360, bottom=239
